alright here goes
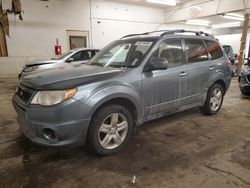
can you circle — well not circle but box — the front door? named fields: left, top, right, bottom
left=142, top=39, right=188, bottom=118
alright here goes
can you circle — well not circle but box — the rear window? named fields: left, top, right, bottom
left=205, top=40, right=224, bottom=60
left=185, top=39, right=208, bottom=63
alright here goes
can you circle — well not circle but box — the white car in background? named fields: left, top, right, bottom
left=19, top=48, right=100, bottom=79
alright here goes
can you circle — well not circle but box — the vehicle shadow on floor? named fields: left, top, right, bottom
left=12, top=107, right=208, bottom=172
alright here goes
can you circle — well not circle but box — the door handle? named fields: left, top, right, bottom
left=179, top=71, right=187, bottom=77
left=209, top=66, right=215, bottom=70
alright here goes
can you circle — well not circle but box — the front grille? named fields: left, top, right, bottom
left=16, top=86, right=33, bottom=103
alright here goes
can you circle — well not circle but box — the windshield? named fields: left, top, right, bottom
left=54, top=51, right=73, bottom=60
left=88, top=39, right=155, bottom=68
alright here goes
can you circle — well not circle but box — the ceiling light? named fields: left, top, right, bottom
left=212, top=22, right=241, bottom=29
left=223, top=15, right=244, bottom=21
left=146, top=0, right=176, bottom=6
left=226, top=13, right=244, bottom=18
left=186, top=19, right=210, bottom=26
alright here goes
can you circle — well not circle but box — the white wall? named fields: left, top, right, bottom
left=91, top=0, right=164, bottom=48
left=1, top=0, right=211, bottom=57
left=2, top=0, right=91, bottom=57
left=0, top=0, right=212, bottom=77
left=1, top=0, right=167, bottom=57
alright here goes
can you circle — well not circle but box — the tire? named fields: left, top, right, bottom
left=200, top=84, right=224, bottom=115
left=87, top=104, right=133, bottom=155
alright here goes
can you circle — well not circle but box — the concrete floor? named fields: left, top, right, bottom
left=0, top=78, right=250, bottom=188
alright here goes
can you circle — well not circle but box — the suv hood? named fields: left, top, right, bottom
left=20, top=64, right=123, bottom=90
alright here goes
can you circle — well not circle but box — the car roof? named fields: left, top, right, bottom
left=70, top=48, right=100, bottom=52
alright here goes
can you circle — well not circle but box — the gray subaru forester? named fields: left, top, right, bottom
left=12, top=30, right=232, bottom=155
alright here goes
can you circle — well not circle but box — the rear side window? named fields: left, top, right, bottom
left=185, top=39, right=208, bottom=63
left=205, top=40, right=224, bottom=60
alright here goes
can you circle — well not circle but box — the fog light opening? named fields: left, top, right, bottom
left=43, top=128, right=58, bottom=142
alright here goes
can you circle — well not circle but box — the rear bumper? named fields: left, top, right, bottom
left=12, top=94, right=91, bottom=146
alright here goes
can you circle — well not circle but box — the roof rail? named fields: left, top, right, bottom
left=160, top=30, right=215, bottom=38
left=121, top=33, right=144, bottom=39
left=121, top=30, right=170, bottom=39
left=121, top=29, right=214, bottom=39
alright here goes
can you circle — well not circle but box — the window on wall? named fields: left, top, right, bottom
left=185, top=39, right=208, bottom=63
left=151, top=39, right=183, bottom=68
left=204, top=40, right=223, bottom=60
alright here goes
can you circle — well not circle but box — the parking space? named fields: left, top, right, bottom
left=0, top=78, right=250, bottom=188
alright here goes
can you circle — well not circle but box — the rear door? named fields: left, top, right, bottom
left=204, top=39, right=226, bottom=84
left=184, top=38, right=210, bottom=105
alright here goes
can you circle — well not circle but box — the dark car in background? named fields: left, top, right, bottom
left=19, top=48, right=100, bottom=79
left=223, top=45, right=237, bottom=77
left=223, top=45, right=237, bottom=64
left=238, top=60, right=250, bottom=95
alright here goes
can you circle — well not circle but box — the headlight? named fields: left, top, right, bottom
left=30, top=88, right=77, bottom=106
left=23, top=66, right=39, bottom=72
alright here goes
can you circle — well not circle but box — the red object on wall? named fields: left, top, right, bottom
left=55, top=38, right=62, bottom=55
left=55, top=45, right=62, bottom=55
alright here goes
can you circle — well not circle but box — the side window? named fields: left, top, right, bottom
left=91, top=50, right=99, bottom=57
left=71, top=52, right=81, bottom=61
left=185, top=39, right=208, bottom=63
left=204, top=40, right=223, bottom=60
left=151, top=39, right=183, bottom=68
left=71, top=51, right=91, bottom=61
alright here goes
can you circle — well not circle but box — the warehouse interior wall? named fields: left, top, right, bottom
left=0, top=0, right=241, bottom=77
left=1, top=0, right=211, bottom=58
left=2, top=0, right=91, bottom=57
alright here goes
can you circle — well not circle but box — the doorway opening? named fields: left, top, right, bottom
left=66, top=30, right=89, bottom=50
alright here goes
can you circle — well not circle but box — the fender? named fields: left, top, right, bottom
left=201, top=69, right=231, bottom=103
left=85, top=84, right=142, bottom=122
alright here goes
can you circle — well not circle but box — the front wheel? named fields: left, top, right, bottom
left=87, top=105, right=133, bottom=155
left=200, top=84, right=224, bottom=115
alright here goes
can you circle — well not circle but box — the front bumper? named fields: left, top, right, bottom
left=238, top=75, right=250, bottom=92
left=12, top=94, right=91, bottom=146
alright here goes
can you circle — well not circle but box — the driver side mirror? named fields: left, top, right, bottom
left=145, top=57, right=168, bottom=72
left=66, top=57, right=74, bottom=63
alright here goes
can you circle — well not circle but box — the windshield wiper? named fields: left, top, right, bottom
left=89, top=63, right=105, bottom=67
left=108, top=65, right=135, bottom=68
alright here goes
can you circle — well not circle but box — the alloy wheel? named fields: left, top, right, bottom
left=98, top=113, right=128, bottom=150
left=209, top=88, right=222, bottom=111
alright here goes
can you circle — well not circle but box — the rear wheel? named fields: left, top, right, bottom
left=87, top=104, right=133, bottom=155
left=200, top=84, right=224, bottom=115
